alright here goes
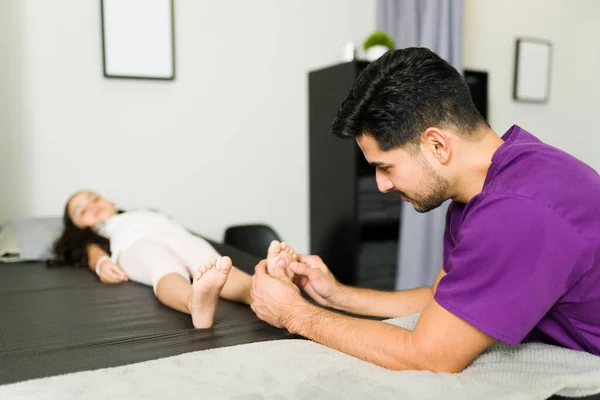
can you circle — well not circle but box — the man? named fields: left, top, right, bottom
left=250, top=47, right=600, bottom=373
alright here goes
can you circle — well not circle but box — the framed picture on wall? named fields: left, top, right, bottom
left=100, top=0, right=176, bottom=80
left=513, top=38, right=552, bottom=103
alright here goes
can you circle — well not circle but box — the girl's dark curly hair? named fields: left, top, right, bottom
left=50, top=198, right=113, bottom=268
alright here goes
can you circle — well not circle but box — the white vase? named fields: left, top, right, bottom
left=365, top=45, right=390, bottom=61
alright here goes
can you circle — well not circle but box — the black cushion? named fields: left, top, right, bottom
left=223, top=224, right=282, bottom=259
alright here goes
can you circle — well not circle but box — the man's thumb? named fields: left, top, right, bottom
left=289, top=261, right=317, bottom=277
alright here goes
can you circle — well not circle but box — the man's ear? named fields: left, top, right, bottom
left=421, top=127, right=451, bottom=165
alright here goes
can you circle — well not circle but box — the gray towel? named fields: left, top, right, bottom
left=1, top=314, right=599, bottom=399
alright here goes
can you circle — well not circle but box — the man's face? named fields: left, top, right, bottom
left=357, top=134, right=449, bottom=213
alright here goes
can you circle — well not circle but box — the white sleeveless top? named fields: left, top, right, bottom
left=94, top=210, right=189, bottom=262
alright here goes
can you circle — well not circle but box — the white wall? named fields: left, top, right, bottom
left=0, top=2, right=6, bottom=222
left=0, top=0, right=20, bottom=223
left=3, top=0, right=376, bottom=252
left=463, top=0, right=600, bottom=171
left=2, top=1, right=40, bottom=223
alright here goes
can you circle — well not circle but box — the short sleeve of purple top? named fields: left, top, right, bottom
left=434, top=125, right=600, bottom=355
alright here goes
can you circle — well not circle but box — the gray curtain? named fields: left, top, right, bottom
left=376, top=0, right=464, bottom=290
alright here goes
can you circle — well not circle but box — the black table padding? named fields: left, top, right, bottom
left=0, top=241, right=293, bottom=385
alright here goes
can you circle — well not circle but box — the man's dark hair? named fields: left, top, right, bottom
left=331, top=47, right=488, bottom=151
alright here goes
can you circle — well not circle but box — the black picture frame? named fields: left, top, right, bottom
left=513, top=37, right=552, bottom=103
left=100, top=0, right=176, bottom=81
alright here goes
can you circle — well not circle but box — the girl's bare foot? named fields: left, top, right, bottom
left=188, top=256, right=232, bottom=328
left=266, top=240, right=297, bottom=279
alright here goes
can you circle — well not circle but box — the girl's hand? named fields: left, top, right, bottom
left=97, top=260, right=129, bottom=284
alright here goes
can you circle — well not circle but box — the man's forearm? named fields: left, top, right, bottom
left=288, top=302, right=422, bottom=371
left=329, top=285, right=433, bottom=318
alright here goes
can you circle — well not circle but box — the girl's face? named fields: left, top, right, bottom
left=67, top=191, right=117, bottom=229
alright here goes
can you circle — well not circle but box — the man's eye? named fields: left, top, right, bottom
left=378, top=166, right=389, bottom=172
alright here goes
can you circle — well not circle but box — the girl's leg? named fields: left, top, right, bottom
left=155, top=273, right=193, bottom=314
left=219, top=266, right=252, bottom=305
left=120, top=238, right=221, bottom=328
left=172, top=234, right=253, bottom=305
left=217, top=240, right=298, bottom=305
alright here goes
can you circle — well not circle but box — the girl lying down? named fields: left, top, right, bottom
left=52, top=190, right=297, bottom=328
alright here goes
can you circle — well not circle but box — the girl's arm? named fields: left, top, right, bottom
left=86, top=243, right=108, bottom=273
left=86, top=244, right=129, bottom=283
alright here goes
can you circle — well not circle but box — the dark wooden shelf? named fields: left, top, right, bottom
left=309, top=61, right=400, bottom=286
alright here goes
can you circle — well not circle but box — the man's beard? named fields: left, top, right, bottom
left=399, top=158, right=449, bottom=213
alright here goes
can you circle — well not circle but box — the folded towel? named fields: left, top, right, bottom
left=0, top=224, right=19, bottom=262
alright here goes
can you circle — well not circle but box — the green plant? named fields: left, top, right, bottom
left=363, top=31, right=395, bottom=50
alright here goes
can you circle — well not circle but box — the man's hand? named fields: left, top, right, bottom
left=288, top=254, right=342, bottom=308
left=251, top=259, right=306, bottom=329
left=97, top=260, right=129, bottom=284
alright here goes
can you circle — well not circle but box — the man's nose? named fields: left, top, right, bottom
left=375, top=172, right=393, bottom=193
